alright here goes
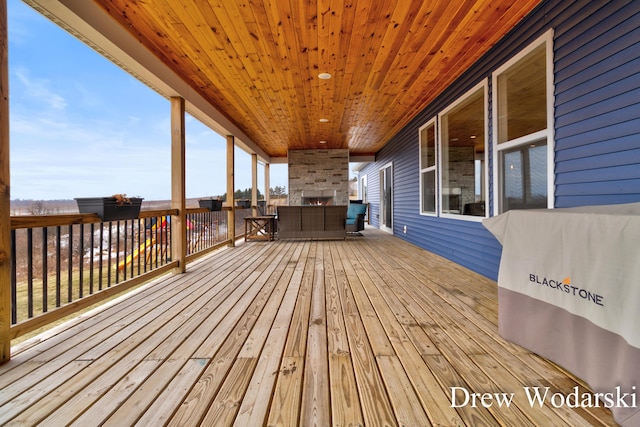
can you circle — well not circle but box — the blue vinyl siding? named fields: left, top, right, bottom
left=554, top=1, right=640, bottom=209
left=363, top=165, right=380, bottom=229
left=359, top=0, right=640, bottom=280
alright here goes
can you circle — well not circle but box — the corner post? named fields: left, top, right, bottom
left=0, top=0, right=10, bottom=362
left=226, top=135, right=235, bottom=246
left=170, top=97, right=186, bottom=273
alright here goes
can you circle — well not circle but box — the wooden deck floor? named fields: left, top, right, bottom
left=0, top=229, right=617, bottom=426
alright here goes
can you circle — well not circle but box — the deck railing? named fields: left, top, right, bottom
left=9, top=206, right=240, bottom=339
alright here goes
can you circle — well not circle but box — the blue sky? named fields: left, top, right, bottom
left=7, top=0, right=287, bottom=201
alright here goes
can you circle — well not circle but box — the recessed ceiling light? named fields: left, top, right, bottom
left=319, top=118, right=329, bottom=123
left=319, top=140, right=327, bottom=144
left=318, top=72, right=332, bottom=80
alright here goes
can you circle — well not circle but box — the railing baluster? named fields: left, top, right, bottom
left=154, top=216, right=158, bottom=266
left=199, top=212, right=204, bottom=251
left=135, top=219, right=139, bottom=274
left=164, top=216, right=168, bottom=264
left=142, top=219, right=148, bottom=273
left=161, top=215, right=166, bottom=264
left=56, top=226, right=61, bottom=307
left=27, top=228, right=33, bottom=319
left=108, top=222, right=113, bottom=288
left=200, top=212, right=203, bottom=251
left=98, top=224, right=104, bottom=291
left=191, top=212, right=196, bottom=254
left=211, top=212, right=215, bottom=244
left=11, top=229, right=17, bottom=325
left=42, top=227, right=48, bottom=313
left=185, top=214, right=190, bottom=255
left=196, top=212, right=201, bottom=253
left=115, top=221, right=121, bottom=284
left=89, top=223, right=94, bottom=295
left=167, top=216, right=172, bottom=263
left=189, top=213, right=194, bottom=255
left=130, top=218, right=135, bottom=278
left=197, top=212, right=202, bottom=251
left=140, top=218, right=145, bottom=273
left=122, top=219, right=128, bottom=281
left=67, top=225, right=73, bottom=303
left=209, top=211, right=214, bottom=246
left=79, top=223, right=84, bottom=299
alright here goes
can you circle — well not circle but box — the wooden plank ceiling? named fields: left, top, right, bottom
left=93, top=0, right=543, bottom=160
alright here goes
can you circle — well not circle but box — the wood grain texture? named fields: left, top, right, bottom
left=0, top=229, right=617, bottom=426
left=0, top=0, right=10, bottom=363
left=91, top=0, right=543, bottom=158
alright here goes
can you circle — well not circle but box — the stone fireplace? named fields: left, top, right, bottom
left=288, top=149, right=349, bottom=206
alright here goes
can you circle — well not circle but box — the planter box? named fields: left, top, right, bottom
left=199, top=199, right=223, bottom=211
left=76, top=197, right=143, bottom=221
left=236, top=199, right=251, bottom=209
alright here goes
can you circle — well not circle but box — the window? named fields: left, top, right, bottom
left=501, top=141, right=547, bottom=210
left=419, top=120, right=436, bottom=214
left=439, top=83, right=487, bottom=218
left=493, top=30, right=554, bottom=213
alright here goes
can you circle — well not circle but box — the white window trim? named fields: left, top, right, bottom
left=437, top=80, right=489, bottom=223
left=379, top=162, right=394, bottom=234
left=360, top=174, right=367, bottom=203
left=419, top=117, right=438, bottom=216
left=491, top=29, right=556, bottom=216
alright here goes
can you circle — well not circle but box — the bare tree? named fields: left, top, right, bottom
left=29, top=200, right=50, bottom=215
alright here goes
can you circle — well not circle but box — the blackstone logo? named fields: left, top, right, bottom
left=528, top=274, right=604, bottom=307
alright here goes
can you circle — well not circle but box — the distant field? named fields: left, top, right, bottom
left=9, top=196, right=289, bottom=216
left=10, top=199, right=180, bottom=216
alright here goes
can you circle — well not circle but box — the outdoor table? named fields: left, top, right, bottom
left=483, top=203, right=640, bottom=427
left=244, top=215, right=276, bottom=241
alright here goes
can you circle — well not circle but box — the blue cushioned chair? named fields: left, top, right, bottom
left=346, top=202, right=367, bottom=234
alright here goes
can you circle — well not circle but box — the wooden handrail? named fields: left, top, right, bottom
left=10, top=209, right=177, bottom=230
left=8, top=207, right=236, bottom=230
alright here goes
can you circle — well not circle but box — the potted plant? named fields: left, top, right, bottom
left=76, top=194, right=143, bottom=221
left=236, top=199, right=251, bottom=209
left=198, top=197, right=223, bottom=211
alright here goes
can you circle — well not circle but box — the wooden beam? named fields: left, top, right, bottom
left=226, top=135, right=235, bottom=246
left=251, top=153, right=258, bottom=216
left=0, top=0, right=9, bottom=362
left=171, top=97, right=187, bottom=273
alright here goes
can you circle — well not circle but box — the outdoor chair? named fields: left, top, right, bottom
left=346, top=202, right=367, bottom=235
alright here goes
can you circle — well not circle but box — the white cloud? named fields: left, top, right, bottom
left=14, top=67, right=68, bottom=110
